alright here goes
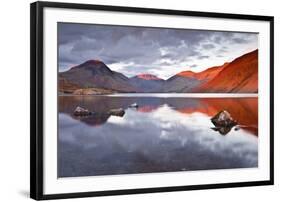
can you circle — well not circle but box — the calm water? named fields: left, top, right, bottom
left=58, top=95, right=258, bottom=178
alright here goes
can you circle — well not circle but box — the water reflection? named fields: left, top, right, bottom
left=211, top=126, right=234, bottom=135
left=58, top=95, right=258, bottom=177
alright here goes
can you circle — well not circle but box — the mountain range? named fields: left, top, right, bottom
left=59, top=49, right=258, bottom=94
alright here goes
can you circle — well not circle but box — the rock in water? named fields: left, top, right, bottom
left=129, top=103, right=138, bottom=108
left=108, top=108, right=125, bottom=117
left=73, top=106, right=92, bottom=116
left=211, top=126, right=232, bottom=135
left=211, top=110, right=237, bottom=127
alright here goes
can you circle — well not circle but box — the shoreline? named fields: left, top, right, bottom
left=59, top=93, right=259, bottom=98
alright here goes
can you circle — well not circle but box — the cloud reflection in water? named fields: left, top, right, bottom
left=58, top=98, right=258, bottom=178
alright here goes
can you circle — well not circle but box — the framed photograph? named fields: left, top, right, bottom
left=30, top=1, right=274, bottom=200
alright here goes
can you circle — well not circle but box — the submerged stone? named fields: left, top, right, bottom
left=73, top=106, right=92, bottom=116
left=211, top=126, right=233, bottom=135
left=108, top=108, right=125, bottom=117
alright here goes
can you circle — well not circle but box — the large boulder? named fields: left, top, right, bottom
left=211, top=110, right=237, bottom=127
left=73, top=106, right=92, bottom=116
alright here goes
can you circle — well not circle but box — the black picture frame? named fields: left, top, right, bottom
left=30, top=1, right=274, bottom=200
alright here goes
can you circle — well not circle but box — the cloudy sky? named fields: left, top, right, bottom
left=58, top=23, right=258, bottom=79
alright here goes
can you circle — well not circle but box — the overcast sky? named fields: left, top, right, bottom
left=58, top=23, right=258, bottom=79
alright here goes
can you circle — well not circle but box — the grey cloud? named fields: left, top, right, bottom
left=190, top=64, right=198, bottom=68
left=214, top=36, right=222, bottom=44
left=202, top=44, right=215, bottom=49
left=58, top=23, right=258, bottom=76
left=197, top=55, right=210, bottom=59
left=232, top=37, right=249, bottom=44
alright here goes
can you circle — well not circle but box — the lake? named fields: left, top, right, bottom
left=58, top=94, right=258, bottom=178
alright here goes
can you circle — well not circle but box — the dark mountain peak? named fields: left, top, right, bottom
left=60, top=59, right=138, bottom=93
left=82, top=59, right=104, bottom=66
left=69, top=59, right=113, bottom=74
left=78, top=59, right=108, bottom=69
left=133, top=73, right=163, bottom=81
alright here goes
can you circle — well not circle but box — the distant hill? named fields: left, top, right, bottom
left=162, top=75, right=201, bottom=93
left=176, top=64, right=227, bottom=80
left=58, top=50, right=258, bottom=94
left=130, top=74, right=164, bottom=92
left=163, top=64, right=226, bottom=93
left=59, top=60, right=137, bottom=93
left=195, top=50, right=258, bottom=93
left=134, top=73, right=163, bottom=80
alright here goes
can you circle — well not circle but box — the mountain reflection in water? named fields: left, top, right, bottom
left=58, top=95, right=258, bottom=177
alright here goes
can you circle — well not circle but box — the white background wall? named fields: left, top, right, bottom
left=0, top=0, right=279, bottom=201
